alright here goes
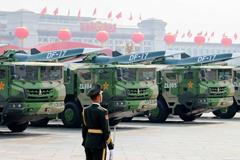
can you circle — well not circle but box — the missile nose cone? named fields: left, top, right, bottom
left=231, top=53, right=240, bottom=58
left=0, top=44, right=7, bottom=48
left=83, top=48, right=105, bottom=54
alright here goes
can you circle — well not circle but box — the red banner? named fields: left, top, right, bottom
left=80, top=21, right=116, bottom=32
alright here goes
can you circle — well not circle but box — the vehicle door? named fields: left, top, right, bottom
left=0, top=66, right=8, bottom=102
left=162, top=70, right=178, bottom=98
left=178, top=69, right=198, bottom=98
left=76, top=69, right=94, bottom=105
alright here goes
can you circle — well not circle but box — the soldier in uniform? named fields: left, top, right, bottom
left=82, top=84, right=114, bottom=160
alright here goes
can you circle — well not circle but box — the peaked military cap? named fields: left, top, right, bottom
left=87, top=83, right=103, bottom=97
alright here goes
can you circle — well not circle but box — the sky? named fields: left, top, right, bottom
left=1, top=0, right=240, bottom=43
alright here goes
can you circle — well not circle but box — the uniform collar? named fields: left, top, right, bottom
left=92, top=103, right=100, bottom=106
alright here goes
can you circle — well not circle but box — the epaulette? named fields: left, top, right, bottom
left=99, top=106, right=108, bottom=112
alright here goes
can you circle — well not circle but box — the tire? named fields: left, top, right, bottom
left=212, top=103, right=237, bottom=119
left=30, top=117, right=49, bottom=127
left=121, top=117, right=133, bottom=122
left=61, top=102, right=82, bottom=128
left=7, top=122, right=29, bottom=132
left=148, top=100, right=169, bottom=123
left=109, top=118, right=121, bottom=126
left=179, top=114, right=198, bottom=121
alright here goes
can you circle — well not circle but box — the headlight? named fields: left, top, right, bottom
left=12, top=104, right=16, bottom=108
left=199, top=99, right=203, bottom=103
left=120, top=102, right=124, bottom=105
left=55, top=103, right=58, bottom=106
left=18, top=104, right=22, bottom=108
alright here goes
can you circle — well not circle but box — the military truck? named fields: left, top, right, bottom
left=148, top=64, right=234, bottom=122
left=61, top=63, right=158, bottom=127
left=0, top=61, right=66, bottom=132
left=212, top=66, right=240, bottom=118
left=0, top=46, right=94, bottom=131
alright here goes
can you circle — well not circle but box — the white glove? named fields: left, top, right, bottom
left=109, top=149, right=114, bottom=160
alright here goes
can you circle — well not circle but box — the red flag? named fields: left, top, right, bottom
left=93, top=8, right=96, bottom=16
left=175, top=30, right=178, bottom=35
left=199, top=31, right=202, bottom=35
left=204, top=32, right=207, bottom=37
left=189, top=33, right=192, bottom=38
left=53, top=8, right=58, bottom=15
left=211, top=31, right=214, bottom=37
left=223, top=33, right=225, bottom=38
left=234, top=33, right=238, bottom=40
left=108, top=11, right=112, bottom=19
left=116, top=12, right=122, bottom=19
left=181, top=33, right=185, bottom=39
left=208, top=37, right=210, bottom=42
left=40, top=7, right=47, bottom=15
left=67, top=9, right=70, bottom=18
left=129, top=13, right=132, bottom=20
left=187, top=30, right=191, bottom=36
left=139, top=14, right=142, bottom=20
left=78, top=10, right=81, bottom=18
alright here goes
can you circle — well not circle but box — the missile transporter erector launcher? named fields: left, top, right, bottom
left=62, top=63, right=158, bottom=127
left=213, top=66, right=240, bottom=118
left=0, top=61, right=65, bottom=132
left=149, top=65, right=234, bottom=122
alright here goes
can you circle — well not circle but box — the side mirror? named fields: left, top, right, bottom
left=10, top=65, right=16, bottom=75
left=20, top=65, right=26, bottom=70
left=234, top=71, right=237, bottom=78
left=159, top=71, right=162, bottom=83
left=11, top=75, right=17, bottom=80
left=67, top=68, right=71, bottom=82
left=200, top=69, right=206, bottom=78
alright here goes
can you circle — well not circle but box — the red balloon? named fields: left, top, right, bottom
left=58, top=28, right=71, bottom=42
left=221, top=36, right=232, bottom=49
left=194, top=34, right=205, bottom=47
left=15, top=25, right=29, bottom=42
left=164, top=33, right=176, bottom=47
left=132, top=31, right=144, bottom=44
left=96, top=30, right=109, bottom=45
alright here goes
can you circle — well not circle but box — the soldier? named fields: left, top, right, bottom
left=82, top=83, right=114, bottom=160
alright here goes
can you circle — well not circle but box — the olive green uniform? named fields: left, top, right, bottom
left=82, top=103, right=114, bottom=160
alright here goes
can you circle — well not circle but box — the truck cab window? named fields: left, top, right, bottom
left=184, top=72, right=194, bottom=79
left=0, top=70, right=5, bottom=79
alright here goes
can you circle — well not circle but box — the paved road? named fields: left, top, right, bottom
left=1, top=113, right=240, bottom=160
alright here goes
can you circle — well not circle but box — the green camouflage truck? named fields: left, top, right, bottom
left=212, top=66, right=240, bottom=118
left=61, top=63, right=158, bottom=127
left=148, top=64, right=234, bottom=122
left=0, top=61, right=65, bottom=132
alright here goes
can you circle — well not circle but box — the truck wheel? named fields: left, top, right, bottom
left=7, top=122, right=29, bottom=132
left=179, top=114, right=198, bottom=121
left=109, top=118, right=121, bottom=126
left=61, top=102, right=82, bottom=128
left=121, top=117, right=133, bottom=122
left=148, top=100, right=169, bottom=123
left=212, top=103, right=237, bottom=119
left=30, top=117, right=49, bottom=127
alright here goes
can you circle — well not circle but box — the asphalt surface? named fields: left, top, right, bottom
left=1, top=113, right=240, bottom=160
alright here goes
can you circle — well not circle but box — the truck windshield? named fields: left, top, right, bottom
left=204, top=69, right=216, bottom=81
left=218, top=69, right=232, bottom=81
left=16, top=66, right=38, bottom=81
left=122, top=68, right=136, bottom=81
left=41, top=66, right=62, bottom=81
left=138, top=68, right=155, bottom=81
